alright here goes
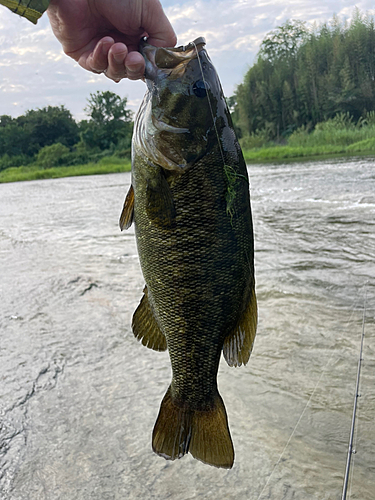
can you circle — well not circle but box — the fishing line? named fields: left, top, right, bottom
left=256, top=285, right=367, bottom=500
left=192, top=39, right=370, bottom=496
left=342, top=283, right=368, bottom=500
left=192, top=40, right=249, bottom=188
left=193, top=38, right=369, bottom=498
left=192, top=39, right=249, bottom=224
left=255, top=357, right=335, bottom=499
left=192, top=40, right=227, bottom=169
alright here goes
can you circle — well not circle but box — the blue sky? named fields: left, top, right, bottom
left=0, top=0, right=374, bottom=120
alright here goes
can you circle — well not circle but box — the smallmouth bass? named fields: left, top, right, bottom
left=120, top=37, right=257, bottom=469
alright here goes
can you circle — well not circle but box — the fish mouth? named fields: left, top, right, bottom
left=135, top=37, right=208, bottom=171
left=140, top=37, right=206, bottom=80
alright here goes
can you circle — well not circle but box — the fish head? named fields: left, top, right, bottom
left=135, top=37, right=229, bottom=171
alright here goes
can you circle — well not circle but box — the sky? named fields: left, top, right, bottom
left=1, top=0, right=374, bottom=121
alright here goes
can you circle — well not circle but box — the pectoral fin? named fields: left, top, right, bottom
left=223, top=288, right=257, bottom=367
left=119, top=184, right=134, bottom=231
left=132, top=286, right=167, bottom=351
left=146, top=172, right=176, bottom=229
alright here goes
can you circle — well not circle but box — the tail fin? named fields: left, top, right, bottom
left=152, top=387, right=234, bottom=469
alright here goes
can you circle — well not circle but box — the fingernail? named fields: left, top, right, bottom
left=114, top=51, right=126, bottom=64
left=101, top=40, right=111, bottom=56
left=127, top=63, right=143, bottom=75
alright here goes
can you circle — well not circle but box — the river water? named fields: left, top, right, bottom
left=0, top=157, right=374, bottom=500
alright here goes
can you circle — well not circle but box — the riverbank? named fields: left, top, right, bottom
left=242, top=142, right=375, bottom=163
left=240, top=114, right=375, bottom=163
left=1, top=142, right=375, bottom=183
left=0, top=160, right=131, bottom=183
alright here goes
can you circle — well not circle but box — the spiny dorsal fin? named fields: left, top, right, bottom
left=223, top=287, right=257, bottom=367
left=119, top=184, right=134, bottom=231
left=132, top=286, right=167, bottom=351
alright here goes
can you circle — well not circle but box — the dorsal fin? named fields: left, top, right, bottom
left=223, top=288, right=257, bottom=367
left=119, top=184, right=134, bottom=231
left=132, top=286, right=167, bottom=351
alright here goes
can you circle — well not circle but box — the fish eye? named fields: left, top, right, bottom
left=192, top=80, right=207, bottom=98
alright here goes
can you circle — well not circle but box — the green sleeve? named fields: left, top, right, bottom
left=0, top=0, right=50, bottom=24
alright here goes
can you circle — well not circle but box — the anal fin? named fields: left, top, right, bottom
left=223, top=287, right=257, bottom=367
left=132, top=286, right=167, bottom=351
left=119, top=184, right=134, bottom=231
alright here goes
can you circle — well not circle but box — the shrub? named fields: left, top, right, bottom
left=0, top=153, right=31, bottom=171
left=240, top=124, right=274, bottom=149
left=36, top=143, right=70, bottom=169
left=287, top=125, right=311, bottom=147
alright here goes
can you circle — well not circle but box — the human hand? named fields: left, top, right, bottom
left=47, top=0, right=176, bottom=82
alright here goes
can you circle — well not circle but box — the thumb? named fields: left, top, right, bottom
left=142, top=0, right=177, bottom=47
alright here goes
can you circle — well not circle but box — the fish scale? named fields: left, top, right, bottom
left=120, top=37, right=257, bottom=468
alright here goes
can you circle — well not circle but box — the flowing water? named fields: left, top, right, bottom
left=0, top=157, right=374, bottom=500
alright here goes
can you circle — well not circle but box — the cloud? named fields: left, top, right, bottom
left=0, top=9, right=144, bottom=120
left=1, top=1, right=375, bottom=120
left=167, top=0, right=372, bottom=53
left=164, top=0, right=375, bottom=96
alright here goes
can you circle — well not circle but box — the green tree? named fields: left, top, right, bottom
left=0, top=123, right=31, bottom=157
left=0, top=115, right=14, bottom=128
left=260, top=20, right=308, bottom=62
left=81, top=91, right=133, bottom=151
left=233, top=10, right=375, bottom=140
left=16, top=105, right=79, bottom=154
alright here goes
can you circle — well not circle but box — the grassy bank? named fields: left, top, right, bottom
left=2, top=114, right=375, bottom=182
left=242, top=142, right=375, bottom=163
left=0, top=159, right=131, bottom=184
left=1, top=145, right=373, bottom=184
left=240, top=114, right=375, bottom=163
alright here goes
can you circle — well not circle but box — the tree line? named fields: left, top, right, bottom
left=232, top=9, right=375, bottom=141
left=0, top=91, right=133, bottom=171
left=4, top=10, right=374, bottom=172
